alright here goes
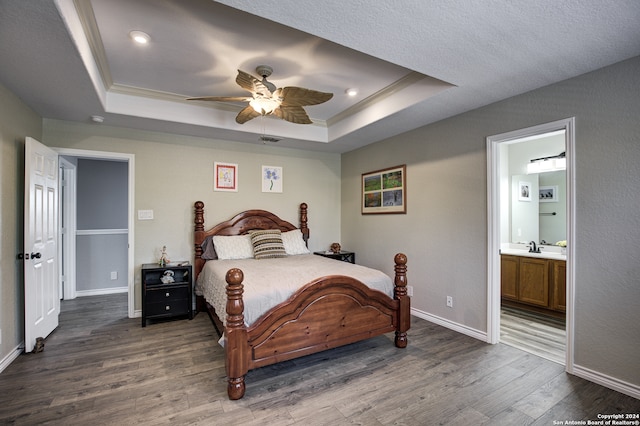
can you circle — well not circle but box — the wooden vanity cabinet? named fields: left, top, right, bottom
left=500, top=255, right=519, bottom=301
left=551, top=260, right=566, bottom=312
left=518, top=257, right=549, bottom=307
left=501, top=254, right=566, bottom=315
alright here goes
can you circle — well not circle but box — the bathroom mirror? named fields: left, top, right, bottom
left=506, top=132, right=566, bottom=246
left=510, top=171, right=566, bottom=244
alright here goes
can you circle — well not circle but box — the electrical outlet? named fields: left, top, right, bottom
left=446, top=296, right=453, bottom=308
left=110, top=271, right=118, bottom=280
left=407, top=285, right=413, bottom=297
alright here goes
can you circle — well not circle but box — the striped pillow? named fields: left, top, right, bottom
left=249, top=229, right=287, bottom=259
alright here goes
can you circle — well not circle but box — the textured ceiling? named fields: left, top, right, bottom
left=0, top=0, right=639, bottom=153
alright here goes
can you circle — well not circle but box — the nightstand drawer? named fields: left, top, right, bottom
left=145, top=300, right=190, bottom=317
left=145, top=286, right=190, bottom=303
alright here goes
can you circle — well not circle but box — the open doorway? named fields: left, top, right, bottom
left=55, top=148, right=135, bottom=318
left=497, top=130, right=566, bottom=364
left=487, top=118, right=575, bottom=372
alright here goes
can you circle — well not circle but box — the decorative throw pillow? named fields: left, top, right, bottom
left=200, top=236, right=217, bottom=260
left=250, top=229, right=287, bottom=259
left=281, top=229, right=310, bottom=255
left=212, top=235, right=254, bottom=260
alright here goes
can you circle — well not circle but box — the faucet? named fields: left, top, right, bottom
left=528, top=241, right=540, bottom=253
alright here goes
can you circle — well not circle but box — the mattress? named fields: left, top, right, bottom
left=195, top=254, right=393, bottom=327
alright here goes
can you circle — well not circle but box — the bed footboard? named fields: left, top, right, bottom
left=224, top=253, right=409, bottom=400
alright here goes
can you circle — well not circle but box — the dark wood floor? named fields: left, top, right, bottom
left=1, top=294, right=638, bottom=425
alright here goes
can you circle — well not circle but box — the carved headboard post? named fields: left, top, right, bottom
left=299, top=202, right=309, bottom=245
left=194, top=201, right=206, bottom=278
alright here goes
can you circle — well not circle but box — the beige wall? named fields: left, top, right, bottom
left=2, top=55, right=639, bottom=393
left=43, top=120, right=341, bottom=311
left=0, top=83, right=43, bottom=364
left=342, top=56, right=640, bottom=389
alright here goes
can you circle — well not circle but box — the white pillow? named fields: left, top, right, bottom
left=212, top=235, right=254, bottom=260
left=281, top=229, right=310, bottom=255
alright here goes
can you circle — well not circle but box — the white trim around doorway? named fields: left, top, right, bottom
left=486, top=117, right=576, bottom=374
left=54, top=148, right=136, bottom=319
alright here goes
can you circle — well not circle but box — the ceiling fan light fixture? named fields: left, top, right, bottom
left=129, top=30, right=150, bottom=45
left=187, top=66, right=333, bottom=125
left=249, top=97, right=280, bottom=115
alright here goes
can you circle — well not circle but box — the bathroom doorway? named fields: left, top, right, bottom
left=487, top=118, right=575, bottom=372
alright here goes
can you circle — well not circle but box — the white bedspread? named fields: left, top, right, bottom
left=195, top=254, right=394, bottom=327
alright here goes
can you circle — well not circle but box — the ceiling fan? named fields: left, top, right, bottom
left=187, top=65, right=333, bottom=125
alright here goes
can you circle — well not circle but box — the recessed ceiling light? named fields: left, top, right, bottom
left=345, top=88, right=358, bottom=97
left=91, top=115, right=104, bottom=123
left=129, top=30, right=150, bottom=45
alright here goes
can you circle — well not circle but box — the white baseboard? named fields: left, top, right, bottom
left=411, top=308, right=640, bottom=400
left=0, top=342, right=24, bottom=374
left=75, top=287, right=128, bottom=297
left=572, top=364, right=640, bottom=400
left=411, top=307, right=488, bottom=342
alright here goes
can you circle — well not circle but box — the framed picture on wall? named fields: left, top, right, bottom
left=518, top=181, right=532, bottom=201
left=214, top=162, right=238, bottom=192
left=362, top=164, right=406, bottom=214
left=262, top=165, right=283, bottom=193
left=539, top=185, right=558, bottom=202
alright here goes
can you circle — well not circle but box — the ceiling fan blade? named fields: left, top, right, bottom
left=279, top=87, right=333, bottom=107
left=235, top=105, right=261, bottom=124
left=273, top=105, right=313, bottom=124
left=186, top=96, right=252, bottom=102
left=236, top=69, right=260, bottom=92
left=236, top=69, right=273, bottom=95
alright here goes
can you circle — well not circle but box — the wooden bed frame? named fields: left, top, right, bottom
left=193, top=201, right=410, bottom=400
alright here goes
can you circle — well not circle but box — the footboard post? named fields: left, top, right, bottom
left=393, top=253, right=410, bottom=348
left=225, top=268, right=249, bottom=400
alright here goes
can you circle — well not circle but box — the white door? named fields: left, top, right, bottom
left=24, top=137, right=59, bottom=353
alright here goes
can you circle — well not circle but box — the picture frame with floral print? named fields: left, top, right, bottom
left=262, top=165, right=283, bottom=193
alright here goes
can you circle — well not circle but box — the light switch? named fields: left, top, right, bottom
left=138, top=209, right=154, bottom=220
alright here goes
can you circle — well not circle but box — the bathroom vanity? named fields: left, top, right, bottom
left=500, top=246, right=566, bottom=317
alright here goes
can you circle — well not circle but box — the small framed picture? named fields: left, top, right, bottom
left=518, top=181, right=532, bottom=201
left=539, top=185, right=558, bottom=202
left=214, top=162, right=238, bottom=192
left=362, top=165, right=406, bottom=214
left=262, top=166, right=283, bottom=193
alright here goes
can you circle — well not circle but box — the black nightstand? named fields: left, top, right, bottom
left=141, top=263, right=193, bottom=327
left=314, top=251, right=356, bottom=264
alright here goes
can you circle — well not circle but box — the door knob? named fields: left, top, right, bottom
left=30, top=252, right=42, bottom=259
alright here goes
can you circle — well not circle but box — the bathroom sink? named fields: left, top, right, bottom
left=500, top=244, right=566, bottom=260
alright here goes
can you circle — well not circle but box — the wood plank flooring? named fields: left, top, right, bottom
left=500, top=307, right=566, bottom=365
left=0, top=294, right=638, bottom=425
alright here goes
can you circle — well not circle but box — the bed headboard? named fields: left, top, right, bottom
left=193, top=201, right=309, bottom=278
